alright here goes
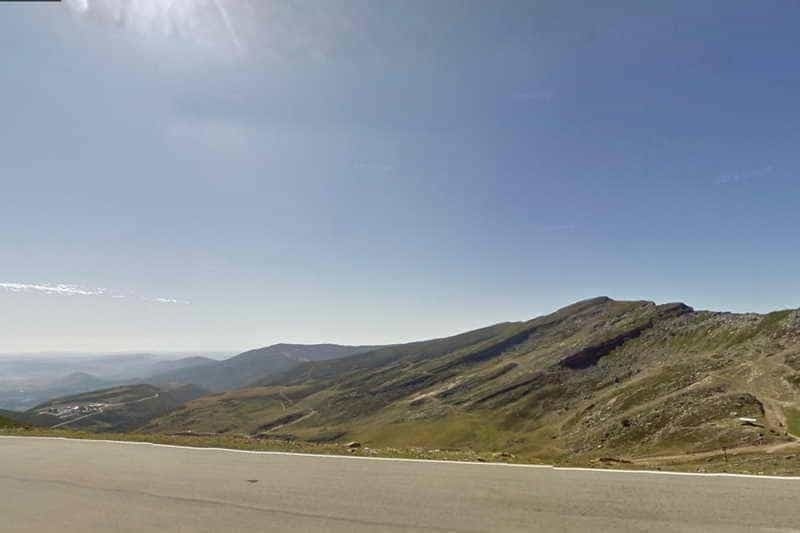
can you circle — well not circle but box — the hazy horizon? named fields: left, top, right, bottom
left=0, top=293, right=794, bottom=354
left=0, top=350, right=232, bottom=359
left=3, top=2, right=800, bottom=352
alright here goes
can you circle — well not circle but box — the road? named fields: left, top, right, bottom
left=1, top=437, right=799, bottom=532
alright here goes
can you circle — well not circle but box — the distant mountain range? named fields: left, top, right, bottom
left=0, top=353, right=221, bottom=411
left=145, top=344, right=379, bottom=392
left=1, top=344, right=379, bottom=429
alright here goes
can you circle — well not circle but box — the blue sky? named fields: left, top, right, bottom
left=1, top=1, right=799, bottom=352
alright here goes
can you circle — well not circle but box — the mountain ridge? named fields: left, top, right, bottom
left=145, top=343, right=381, bottom=392
left=144, top=297, right=800, bottom=463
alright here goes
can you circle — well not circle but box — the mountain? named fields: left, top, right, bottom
left=145, top=297, right=800, bottom=463
left=146, top=356, right=216, bottom=376
left=0, top=353, right=223, bottom=383
left=31, top=383, right=208, bottom=432
left=5, top=345, right=378, bottom=432
left=0, top=353, right=225, bottom=411
left=146, top=344, right=379, bottom=392
left=0, top=371, right=113, bottom=412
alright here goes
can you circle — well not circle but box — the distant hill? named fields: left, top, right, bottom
left=0, top=353, right=225, bottom=411
left=146, top=297, right=800, bottom=463
left=31, top=383, right=208, bottom=432
left=0, top=372, right=115, bottom=412
left=146, top=356, right=216, bottom=376
left=8, top=345, right=377, bottom=432
left=146, top=344, right=379, bottom=392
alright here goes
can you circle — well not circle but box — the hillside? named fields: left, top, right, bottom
left=145, top=297, right=800, bottom=463
left=0, top=408, right=59, bottom=428
left=0, top=413, right=22, bottom=429
left=32, top=384, right=208, bottom=432
left=146, top=343, right=378, bottom=392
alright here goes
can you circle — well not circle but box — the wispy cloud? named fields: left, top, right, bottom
left=147, top=297, right=188, bottom=305
left=0, top=283, right=106, bottom=297
left=0, top=283, right=189, bottom=305
left=714, top=165, right=774, bottom=185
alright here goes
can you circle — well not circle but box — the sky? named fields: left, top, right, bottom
left=1, top=1, right=800, bottom=353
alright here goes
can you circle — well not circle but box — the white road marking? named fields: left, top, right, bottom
left=1, top=435, right=799, bottom=481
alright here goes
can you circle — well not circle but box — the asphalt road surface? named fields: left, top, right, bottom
left=1, top=437, right=799, bottom=532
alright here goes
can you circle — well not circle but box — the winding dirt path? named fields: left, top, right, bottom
left=631, top=438, right=800, bottom=466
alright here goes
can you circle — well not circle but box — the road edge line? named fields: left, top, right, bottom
left=2, top=434, right=800, bottom=481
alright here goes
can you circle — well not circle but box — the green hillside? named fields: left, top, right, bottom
left=145, top=297, right=800, bottom=463
left=31, top=384, right=208, bottom=432
left=0, top=414, right=22, bottom=429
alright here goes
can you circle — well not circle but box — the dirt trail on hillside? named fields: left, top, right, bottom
left=631, top=437, right=800, bottom=466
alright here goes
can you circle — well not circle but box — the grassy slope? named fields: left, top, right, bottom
left=30, top=384, right=208, bottom=432
left=787, top=408, right=800, bottom=437
left=144, top=298, right=800, bottom=465
left=0, top=414, right=21, bottom=429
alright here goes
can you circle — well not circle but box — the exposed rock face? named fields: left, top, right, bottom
left=560, top=303, right=694, bottom=369
left=560, top=323, right=654, bottom=369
